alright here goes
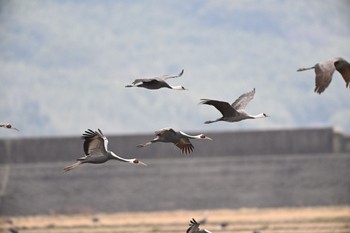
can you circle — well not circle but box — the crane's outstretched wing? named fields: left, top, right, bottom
left=335, top=59, right=350, bottom=88
left=231, top=88, right=255, bottom=110
left=131, top=69, right=183, bottom=83
left=314, top=63, right=334, bottom=94
left=136, top=128, right=177, bottom=148
left=131, top=78, right=160, bottom=85
left=200, top=99, right=239, bottom=117
left=155, top=128, right=177, bottom=137
left=187, top=218, right=200, bottom=233
left=161, top=69, right=184, bottom=80
left=175, top=137, right=194, bottom=154
left=81, top=129, right=108, bottom=156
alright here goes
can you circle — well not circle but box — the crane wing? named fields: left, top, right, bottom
left=187, top=218, right=200, bottom=233
left=154, top=128, right=177, bottom=137
left=335, top=59, right=350, bottom=88
left=161, top=69, right=184, bottom=80
left=231, top=88, right=255, bottom=110
left=314, top=62, right=335, bottom=94
left=200, top=99, right=239, bottom=117
left=174, top=138, right=194, bottom=154
left=81, top=129, right=108, bottom=156
left=132, top=78, right=159, bottom=85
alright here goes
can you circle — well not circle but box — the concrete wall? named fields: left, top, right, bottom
left=1, top=127, right=347, bottom=164
left=2, top=154, right=350, bottom=215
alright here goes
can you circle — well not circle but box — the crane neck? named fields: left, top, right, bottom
left=250, top=113, right=267, bottom=119
left=109, top=151, right=133, bottom=163
left=170, top=85, right=186, bottom=90
left=179, top=131, right=201, bottom=139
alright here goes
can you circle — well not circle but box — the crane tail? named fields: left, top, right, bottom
left=63, top=161, right=83, bottom=172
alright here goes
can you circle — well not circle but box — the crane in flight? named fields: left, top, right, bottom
left=0, top=123, right=19, bottom=131
left=297, top=57, right=350, bottom=94
left=200, top=88, right=268, bottom=124
left=137, top=128, right=212, bottom=154
left=125, top=69, right=187, bottom=90
left=63, top=129, right=146, bottom=172
left=186, top=218, right=212, bottom=233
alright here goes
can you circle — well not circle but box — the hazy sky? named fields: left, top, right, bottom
left=1, top=0, right=350, bottom=138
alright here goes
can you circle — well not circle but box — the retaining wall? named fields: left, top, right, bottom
left=1, top=127, right=347, bottom=164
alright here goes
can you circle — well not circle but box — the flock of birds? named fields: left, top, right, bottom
left=2, top=56, right=350, bottom=232
left=63, top=69, right=272, bottom=171
left=64, top=56, right=349, bottom=174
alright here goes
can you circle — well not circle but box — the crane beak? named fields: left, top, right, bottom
left=139, top=161, right=147, bottom=166
left=206, top=136, right=213, bottom=141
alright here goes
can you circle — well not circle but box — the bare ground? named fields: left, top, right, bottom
left=1, top=206, right=350, bottom=233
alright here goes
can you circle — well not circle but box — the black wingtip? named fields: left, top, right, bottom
left=81, top=129, right=97, bottom=139
left=179, top=69, right=184, bottom=76
left=97, top=128, right=105, bottom=136
left=190, top=218, right=198, bottom=224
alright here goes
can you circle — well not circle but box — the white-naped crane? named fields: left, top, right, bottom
left=187, top=218, right=212, bottom=233
left=297, top=57, right=350, bottom=94
left=200, top=88, right=268, bottom=124
left=0, top=123, right=19, bottom=131
left=125, top=69, right=187, bottom=90
left=137, top=128, right=212, bottom=154
left=63, top=129, right=146, bottom=172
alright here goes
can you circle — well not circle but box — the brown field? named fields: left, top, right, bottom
left=1, top=206, right=350, bottom=233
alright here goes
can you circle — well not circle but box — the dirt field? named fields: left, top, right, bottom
left=1, top=206, right=349, bottom=233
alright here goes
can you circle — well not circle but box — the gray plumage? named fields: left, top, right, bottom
left=0, top=123, right=19, bottom=131
left=187, top=218, right=212, bottom=233
left=63, top=129, right=146, bottom=172
left=125, top=69, right=187, bottom=90
left=137, top=128, right=212, bottom=154
left=297, top=57, right=350, bottom=94
left=200, top=88, right=268, bottom=124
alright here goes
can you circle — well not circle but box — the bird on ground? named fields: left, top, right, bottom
left=92, top=215, right=100, bottom=225
left=187, top=218, right=212, bottom=233
left=218, top=222, right=229, bottom=230
left=8, top=228, right=19, bottom=233
left=200, top=88, right=268, bottom=124
left=297, top=57, right=350, bottom=94
left=63, top=129, right=146, bottom=172
left=137, top=128, right=212, bottom=154
left=0, top=123, right=19, bottom=131
left=125, top=69, right=187, bottom=90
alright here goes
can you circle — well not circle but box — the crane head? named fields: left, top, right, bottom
left=199, top=134, right=213, bottom=140
left=132, top=159, right=147, bottom=166
left=2, top=123, right=19, bottom=131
